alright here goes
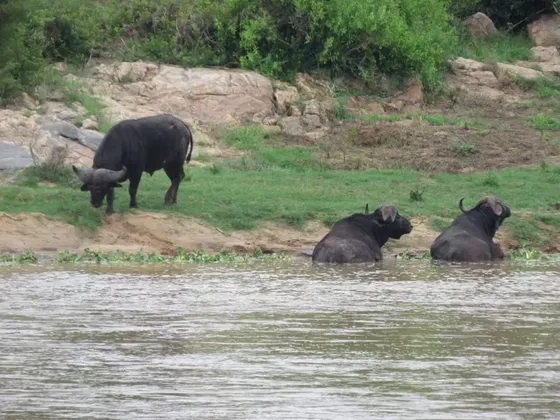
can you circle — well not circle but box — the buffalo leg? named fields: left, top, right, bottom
left=164, top=164, right=184, bottom=205
left=105, top=187, right=115, bottom=216
left=128, top=174, right=142, bottom=208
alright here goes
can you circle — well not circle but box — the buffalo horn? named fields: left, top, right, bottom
left=485, top=196, right=503, bottom=216
left=72, top=165, right=94, bottom=183
left=459, top=198, right=467, bottom=213
left=93, top=166, right=127, bottom=184
left=364, top=203, right=369, bottom=215
left=379, top=204, right=397, bottom=223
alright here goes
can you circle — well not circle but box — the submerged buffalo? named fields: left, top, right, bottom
left=73, top=114, right=194, bottom=215
left=312, top=203, right=413, bottom=264
left=430, top=196, right=511, bottom=262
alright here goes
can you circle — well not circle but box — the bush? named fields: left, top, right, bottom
left=1, top=0, right=458, bottom=98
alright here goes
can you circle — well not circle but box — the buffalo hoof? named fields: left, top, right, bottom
left=104, top=210, right=114, bottom=216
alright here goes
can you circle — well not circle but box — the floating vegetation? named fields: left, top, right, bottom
left=53, top=248, right=290, bottom=265
left=0, top=251, right=38, bottom=264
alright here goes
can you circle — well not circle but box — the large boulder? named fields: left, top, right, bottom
left=465, top=12, right=498, bottom=38
left=92, top=63, right=276, bottom=124
left=528, top=14, right=560, bottom=47
left=495, top=62, right=544, bottom=81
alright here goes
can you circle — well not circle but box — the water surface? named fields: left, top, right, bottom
left=1, top=259, right=560, bottom=419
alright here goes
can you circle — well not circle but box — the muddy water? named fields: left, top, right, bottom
left=1, top=260, right=560, bottom=419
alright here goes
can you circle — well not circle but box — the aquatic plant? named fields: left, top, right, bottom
left=53, top=247, right=290, bottom=265
left=0, top=251, right=39, bottom=264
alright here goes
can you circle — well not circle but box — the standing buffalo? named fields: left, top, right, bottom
left=72, top=114, right=193, bottom=215
left=312, top=203, right=413, bottom=264
left=430, top=196, right=511, bottom=262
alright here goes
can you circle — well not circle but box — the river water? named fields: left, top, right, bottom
left=1, top=259, right=560, bottom=419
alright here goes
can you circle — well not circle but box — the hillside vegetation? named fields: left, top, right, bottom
left=1, top=0, right=558, bottom=103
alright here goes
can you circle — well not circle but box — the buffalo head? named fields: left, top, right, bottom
left=72, top=165, right=127, bottom=208
left=459, top=195, right=511, bottom=233
left=365, top=203, right=413, bottom=239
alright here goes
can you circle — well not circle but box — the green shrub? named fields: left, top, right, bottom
left=1, top=0, right=459, bottom=99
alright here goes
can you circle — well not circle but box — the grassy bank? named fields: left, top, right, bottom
left=1, top=160, right=559, bottom=249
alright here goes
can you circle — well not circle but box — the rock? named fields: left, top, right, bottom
left=94, top=61, right=159, bottom=83
left=58, top=110, right=80, bottom=122
left=347, top=96, right=385, bottom=114
left=289, top=105, right=302, bottom=117
left=394, top=76, right=423, bottom=105
left=303, top=100, right=323, bottom=119
left=382, top=101, right=405, bottom=112
left=274, top=86, right=299, bottom=114
left=41, top=121, right=81, bottom=140
left=262, top=125, right=282, bottom=135
left=39, top=119, right=104, bottom=151
left=302, top=114, right=322, bottom=129
left=262, top=116, right=279, bottom=126
left=77, top=129, right=104, bottom=151
left=81, top=118, right=98, bottom=130
left=451, top=57, right=488, bottom=73
left=279, top=117, right=306, bottom=137
left=149, top=66, right=275, bottom=123
left=465, top=12, right=498, bottom=38
left=20, top=93, right=38, bottom=109
left=532, top=46, right=560, bottom=63
left=528, top=14, right=560, bottom=47
left=0, top=142, right=34, bottom=172
left=495, top=62, right=544, bottom=81
left=538, top=62, right=560, bottom=76
left=294, top=73, right=331, bottom=99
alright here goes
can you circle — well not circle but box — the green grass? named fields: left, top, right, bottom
left=530, top=115, right=560, bottom=131
left=2, top=162, right=560, bottom=249
left=458, top=33, right=534, bottom=64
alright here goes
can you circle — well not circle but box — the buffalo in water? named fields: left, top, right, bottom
left=73, top=114, right=194, bottom=215
left=430, top=195, right=511, bottom=262
left=312, top=203, right=413, bottom=264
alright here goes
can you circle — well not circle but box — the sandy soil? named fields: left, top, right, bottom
left=0, top=211, right=448, bottom=258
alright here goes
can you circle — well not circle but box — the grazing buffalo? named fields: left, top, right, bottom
left=72, top=114, right=193, bottom=215
left=430, top=196, right=511, bottom=262
left=312, top=203, right=413, bottom=264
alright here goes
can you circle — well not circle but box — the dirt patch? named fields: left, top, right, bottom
left=318, top=108, right=560, bottom=172
left=0, top=212, right=445, bottom=258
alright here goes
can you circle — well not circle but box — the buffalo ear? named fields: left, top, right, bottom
left=380, top=204, right=397, bottom=223
left=80, top=184, right=89, bottom=192
left=364, top=203, right=369, bottom=215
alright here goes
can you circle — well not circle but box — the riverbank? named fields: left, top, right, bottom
left=1, top=163, right=559, bottom=259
